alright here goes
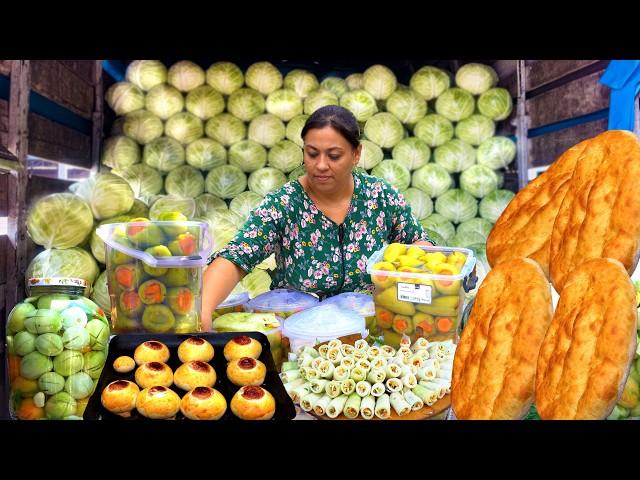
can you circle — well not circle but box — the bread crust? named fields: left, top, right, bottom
left=486, top=139, right=590, bottom=278
left=550, top=130, right=640, bottom=291
left=536, top=258, right=637, bottom=420
left=452, top=257, right=552, bottom=419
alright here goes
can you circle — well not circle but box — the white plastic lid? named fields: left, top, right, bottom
left=218, top=291, right=250, bottom=309
left=283, top=304, right=367, bottom=341
left=246, top=288, right=319, bottom=313
left=321, top=292, right=375, bottom=317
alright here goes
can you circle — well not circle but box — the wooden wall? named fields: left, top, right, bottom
left=525, top=60, right=610, bottom=168
left=0, top=100, right=7, bottom=148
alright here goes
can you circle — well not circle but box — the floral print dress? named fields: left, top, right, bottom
left=211, top=170, right=433, bottom=297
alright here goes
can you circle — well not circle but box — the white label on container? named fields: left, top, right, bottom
left=397, top=282, right=432, bottom=304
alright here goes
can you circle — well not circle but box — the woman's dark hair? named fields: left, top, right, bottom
left=301, top=105, right=360, bottom=149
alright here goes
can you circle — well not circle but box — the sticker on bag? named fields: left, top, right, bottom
left=397, top=282, right=432, bottom=304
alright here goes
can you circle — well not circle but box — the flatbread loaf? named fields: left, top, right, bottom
left=486, top=138, right=591, bottom=278
left=452, top=257, right=552, bottom=419
left=536, top=258, right=637, bottom=420
left=549, top=130, right=640, bottom=291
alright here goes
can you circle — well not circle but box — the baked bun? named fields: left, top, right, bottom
left=180, top=386, right=227, bottom=420
left=452, top=257, right=552, bottom=420
left=113, top=356, right=135, bottom=373
left=226, top=357, right=266, bottom=386
left=134, top=362, right=174, bottom=389
left=230, top=386, right=275, bottom=420
left=536, top=258, right=637, bottom=419
left=174, top=361, right=217, bottom=391
left=177, top=337, right=215, bottom=363
left=224, top=335, right=262, bottom=361
left=135, top=386, right=181, bottom=419
left=101, top=380, right=140, bottom=417
left=134, top=341, right=170, bottom=365
left=549, top=130, right=640, bottom=291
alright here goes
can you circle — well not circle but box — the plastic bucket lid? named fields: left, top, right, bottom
left=246, top=288, right=319, bottom=313
left=321, top=292, right=375, bottom=317
left=283, top=304, right=367, bottom=341
left=96, top=221, right=212, bottom=268
left=218, top=291, right=250, bottom=309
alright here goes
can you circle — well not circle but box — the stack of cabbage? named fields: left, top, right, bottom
left=101, top=60, right=515, bottom=257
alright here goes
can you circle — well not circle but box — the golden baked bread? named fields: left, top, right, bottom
left=173, top=361, right=217, bottom=391
left=227, top=357, right=267, bottom=386
left=549, top=130, right=640, bottom=291
left=180, top=386, right=227, bottom=420
left=486, top=138, right=590, bottom=278
left=177, top=337, right=215, bottom=363
left=134, top=362, right=174, bottom=389
left=113, top=356, right=136, bottom=373
left=230, top=386, right=275, bottom=420
left=452, top=257, right=553, bottom=419
left=536, top=258, right=637, bottom=419
left=101, top=380, right=140, bottom=417
left=135, top=386, right=181, bottom=419
left=223, top=336, right=263, bottom=361
left=133, top=341, right=170, bottom=365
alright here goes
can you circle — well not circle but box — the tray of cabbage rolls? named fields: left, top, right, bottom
left=280, top=336, right=454, bottom=420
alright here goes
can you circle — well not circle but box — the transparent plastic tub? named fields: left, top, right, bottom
left=366, top=244, right=475, bottom=347
left=6, top=277, right=111, bottom=420
left=96, top=220, right=212, bottom=335
left=321, top=292, right=376, bottom=335
left=245, top=288, right=319, bottom=319
left=282, top=304, right=367, bottom=355
left=213, top=291, right=249, bottom=320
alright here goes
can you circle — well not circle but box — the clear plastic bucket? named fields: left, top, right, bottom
left=96, top=221, right=212, bottom=334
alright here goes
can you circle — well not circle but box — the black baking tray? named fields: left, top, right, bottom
left=84, top=332, right=296, bottom=421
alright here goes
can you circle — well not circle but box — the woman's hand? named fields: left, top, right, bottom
left=412, top=240, right=433, bottom=247
left=201, top=257, right=247, bottom=332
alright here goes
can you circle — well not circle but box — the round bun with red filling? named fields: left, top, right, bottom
left=180, top=386, right=227, bottom=420
left=133, top=340, right=170, bottom=365
left=223, top=335, right=262, bottom=361
left=226, top=357, right=266, bottom=386
left=177, top=337, right=214, bottom=363
left=174, top=361, right=217, bottom=391
left=135, top=386, right=181, bottom=419
left=230, top=386, right=276, bottom=420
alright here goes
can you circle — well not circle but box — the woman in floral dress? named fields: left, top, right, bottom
left=202, top=105, right=434, bottom=330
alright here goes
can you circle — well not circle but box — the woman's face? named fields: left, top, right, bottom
left=303, top=126, right=361, bottom=193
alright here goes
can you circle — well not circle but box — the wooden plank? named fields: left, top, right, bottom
left=0, top=99, right=7, bottom=149
left=59, top=60, right=95, bottom=85
left=0, top=61, right=10, bottom=76
left=28, top=113, right=92, bottom=168
left=0, top=99, right=7, bottom=134
left=529, top=118, right=608, bottom=168
left=0, top=236, right=6, bottom=285
left=526, top=60, right=602, bottom=91
left=0, top=172, right=7, bottom=216
left=30, top=60, right=94, bottom=120
left=6, top=60, right=30, bottom=309
left=527, top=70, right=609, bottom=129
left=91, top=61, right=104, bottom=173
left=27, top=176, right=74, bottom=206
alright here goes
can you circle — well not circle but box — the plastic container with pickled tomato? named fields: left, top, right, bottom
left=96, top=220, right=212, bottom=335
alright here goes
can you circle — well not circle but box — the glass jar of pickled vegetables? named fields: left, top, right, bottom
left=6, top=277, right=111, bottom=420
